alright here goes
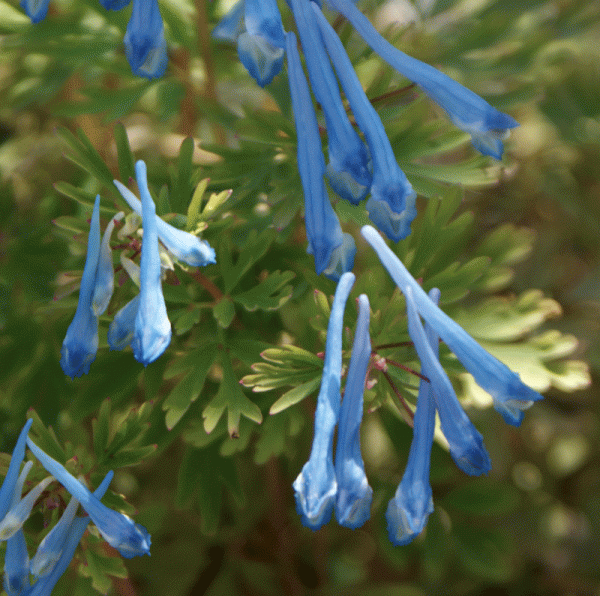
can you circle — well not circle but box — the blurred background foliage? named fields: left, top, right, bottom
left=0, top=0, right=599, bottom=594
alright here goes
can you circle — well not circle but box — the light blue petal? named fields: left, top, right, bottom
left=26, top=439, right=151, bottom=559
left=0, top=420, right=33, bottom=520
left=107, top=294, right=140, bottom=351
left=20, top=0, right=50, bottom=23
left=286, top=31, right=352, bottom=278
left=59, top=195, right=101, bottom=378
left=92, top=212, right=123, bottom=316
left=22, top=471, right=114, bottom=596
left=113, top=180, right=216, bottom=267
left=324, top=0, right=518, bottom=158
left=290, top=0, right=371, bottom=204
left=245, top=0, right=285, bottom=49
left=322, top=233, right=356, bottom=283
left=386, top=288, right=437, bottom=545
left=335, top=294, right=373, bottom=529
left=361, top=225, right=543, bottom=427
left=4, top=530, right=30, bottom=596
left=293, top=272, right=355, bottom=530
left=312, top=4, right=416, bottom=241
left=212, top=0, right=245, bottom=43
left=238, top=32, right=285, bottom=87
left=124, top=0, right=168, bottom=79
left=132, top=161, right=172, bottom=366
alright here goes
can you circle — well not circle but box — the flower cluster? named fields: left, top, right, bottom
left=215, top=0, right=518, bottom=276
left=1, top=420, right=150, bottom=595
left=60, top=160, right=215, bottom=378
left=295, top=229, right=543, bottom=544
left=20, top=0, right=167, bottom=79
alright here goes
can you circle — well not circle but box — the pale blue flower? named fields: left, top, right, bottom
left=312, top=4, right=417, bottom=242
left=26, top=439, right=151, bottom=559
left=237, top=33, right=285, bottom=87
left=324, top=0, right=518, bottom=159
left=386, top=289, right=440, bottom=545
left=4, top=529, right=29, bottom=596
left=406, top=287, right=490, bottom=475
left=212, top=0, right=245, bottom=43
left=293, top=272, right=355, bottom=529
left=107, top=294, right=140, bottom=351
left=290, top=0, right=371, bottom=205
left=361, top=225, right=543, bottom=427
left=20, top=0, right=50, bottom=23
left=92, top=212, right=123, bottom=317
left=22, top=471, right=114, bottom=596
left=60, top=195, right=101, bottom=379
left=245, top=0, right=285, bottom=49
left=124, top=0, right=168, bottom=79
left=131, top=160, right=172, bottom=366
left=113, top=180, right=216, bottom=267
left=286, top=31, right=356, bottom=280
left=334, top=294, right=373, bottom=529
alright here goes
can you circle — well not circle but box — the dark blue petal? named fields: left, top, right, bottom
left=334, top=294, right=372, bottom=529
left=293, top=272, right=355, bottom=529
left=124, top=0, right=168, bottom=79
left=312, top=4, right=416, bottom=241
left=60, top=195, right=101, bottom=379
left=20, top=0, right=50, bottom=23
left=325, top=0, right=518, bottom=159
left=98, top=0, right=131, bottom=11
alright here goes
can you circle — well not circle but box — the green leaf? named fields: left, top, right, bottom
left=269, top=377, right=321, bottom=415
left=171, top=137, right=194, bottom=213
left=114, top=122, right=136, bottom=183
left=213, top=296, right=235, bottom=329
left=202, top=352, right=262, bottom=437
left=163, top=343, right=217, bottom=430
left=92, top=398, right=111, bottom=459
left=233, top=270, right=295, bottom=311
left=26, top=410, right=66, bottom=463
left=172, top=305, right=201, bottom=336
left=80, top=546, right=127, bottom=593
left=185, top=178, right=209, bottom=232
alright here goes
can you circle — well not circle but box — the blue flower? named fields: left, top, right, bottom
left=289, top=0, right=371, bottom=205
left=20, top=0, right=50, bottom=23
left=114, top=179, right=216, bottom=267
left=4, top=528, right=29, bottom=596
left=22, top=471, right=114, bottom=596
left=293, top=272, right=355, bottom=529
left=98, top=0, right=130, bottom=11
left=405, top=287, right=490, bottom=475
left=0, top=420, right=32, bottom=521
left=131, top=161, right=172, bottom=366
left=334, top=294, right=373, bottom=529
left=92, top=212, right=123, bottom=316
left=312, top=4, right=417, bottom=242
left=386, top=291, right=437, bottom=545
left=26, top=439, right=151, bottom=559
left=107, top=294, right=140, bottom=351
left=286, top=31, right=356, bottom=280
left=212, top=0, right=245, bottom=43
left=324, top=0, right=518, bottom=159
left=124, top=0, right=168, bottom=79
left=361, top=225, right=543, bottom=427
left=60, top=195, right=101, bottom=379
left=245, top=0, right=285, bottom=49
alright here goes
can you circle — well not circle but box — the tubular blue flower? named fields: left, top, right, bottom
left=324, top=0, right=518, bottom=159
left=334, top=294, right=373, bottom=529
left=131, top=161, right=172, bottom=366
left=405, top=286, right=490, bottom=475
left=107, top=294, right=141, bottom=351
left=20, top=0, right=50, bottom=23
left=60, top=195, right=101, bottom=379
left=98, top=0, right=130, bottom=11
left=237, top=32, right=285, bottom=87
left=113, top=179, right=216, bottom=267
left=286, top=31, right=356, bottom=280
left=4, top=528, right=29, bottom=596
left=26, top=439, right=151, bottom=559
left=92, top=212, right=123, bottom=317
left=23, top=471, right=114, bottom=596
left=30, top=494, right=80, bottom=577
left=0, top=420, right=33, bottom=521
left=312, top=4, right=417, bottom=241
left=361, top=225, right=543, bottom=426
left=124, top=0, right=168, bottom=79
left=245, top=0, right=285, bottom=49
left=290, top=0, right=371, bottom=205
left=386, top=289, right=439, bottom=545
left=293, top=272, right=355, bottom=530
left=212, top=0, right=245, bottom=43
